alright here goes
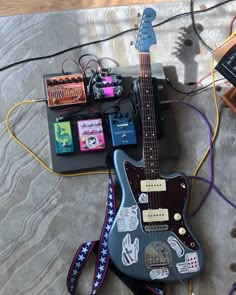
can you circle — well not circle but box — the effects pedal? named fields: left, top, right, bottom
left=77, top=118, right=106, bottom=152
left=213, top=35, right=236, bottom=86
left=93, top=74, right=123, bottom=100
left=109, top=112, right=137, bottom=147
left=53, top=121, right=74, bottom=155
left=44, top=73, right=86, bottom=108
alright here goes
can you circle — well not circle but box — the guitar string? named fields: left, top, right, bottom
left=143, top=53, right=161, bottom=256
left=141, top=53, right=155, bottom=267
left=139, top=52, right=153, bottom=262
left=141, top=50, right=161, bottom=265
left=142, top=50, right=164, bottom=265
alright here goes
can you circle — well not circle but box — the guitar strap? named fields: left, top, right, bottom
left=67, top=171, right=166, bottom=295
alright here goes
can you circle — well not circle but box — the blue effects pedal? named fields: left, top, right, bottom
left=109, top=113, right=137, bottom=147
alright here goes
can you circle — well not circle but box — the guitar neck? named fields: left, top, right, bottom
left=139, top=52, right=160, bottom=179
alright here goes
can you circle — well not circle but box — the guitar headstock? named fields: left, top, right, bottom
left=135, top=8, right=157, bottom=53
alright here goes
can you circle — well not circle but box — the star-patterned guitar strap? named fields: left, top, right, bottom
left=67, top=171, right=166, bottom=295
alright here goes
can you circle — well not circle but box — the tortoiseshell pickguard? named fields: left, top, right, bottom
left=124, top=161, right=199, bottom=251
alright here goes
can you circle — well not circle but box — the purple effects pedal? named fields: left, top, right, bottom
left=77, top=118, right=106, bottom=152
left=93, top=74, right=123, bottom=100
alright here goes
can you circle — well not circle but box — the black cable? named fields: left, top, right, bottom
left=0, top=0, right=234, bottom=73
left=167, top=77, right=225, bottom=95
left=190, top=0, right=213, bottom=52
left=78, top=54, right=99, bottom=69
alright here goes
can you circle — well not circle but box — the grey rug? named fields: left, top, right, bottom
left=0, top=1, right=235, bottom=294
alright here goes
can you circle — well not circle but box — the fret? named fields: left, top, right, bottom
left=139, top=52, right=160, bottom=179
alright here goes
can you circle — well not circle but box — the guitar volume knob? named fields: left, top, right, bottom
left=174, top=213, right=182, bottom=221
left=178, top=227, right=186, bottom=235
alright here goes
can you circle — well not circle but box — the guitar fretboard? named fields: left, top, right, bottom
left=139, top=52, right=160, bottom=179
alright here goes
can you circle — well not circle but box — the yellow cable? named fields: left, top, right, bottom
left=5, top=99, right=110, bottom=177
left=188, top=280, right=192, bottom=295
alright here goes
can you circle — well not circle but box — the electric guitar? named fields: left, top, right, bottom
left=108, top=8, right=204, bottom=282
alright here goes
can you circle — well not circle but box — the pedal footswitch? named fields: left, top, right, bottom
left=109, top=112, right=137, bottom=147
left=53, top=121, right=74, bottom=155
left=77, top=118, right=106, bottom=152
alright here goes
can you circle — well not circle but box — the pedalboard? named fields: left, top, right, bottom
left=93, top=74, right=123, bottom=100
left=45, top=73, right=86, bottom=108
left=77, top=118, right=106, bottom=152
left=53, top=121, right=74, bottom=155
left=46, top=65, right=178, bottom=173
left=109, top=112, right=137, bottom=147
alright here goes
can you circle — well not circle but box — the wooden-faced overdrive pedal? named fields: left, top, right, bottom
left=109, top=112, right=137, bottom=147
left=77, top=118, right=106, bottom=152
left=44, top=73, right=86, bottom=108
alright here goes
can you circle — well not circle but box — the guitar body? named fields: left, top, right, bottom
left=108, top=149, right=203, bottom=282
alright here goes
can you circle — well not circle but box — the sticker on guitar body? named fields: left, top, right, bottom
left=117, top=205, right=139, bottom=232
left=176, top=252, right=200, bottom=273
left=167, top=236, right=185, bottom=257
left=122, top=233, right=139, bottom=266
left=150, top=268, right=169, bottom=280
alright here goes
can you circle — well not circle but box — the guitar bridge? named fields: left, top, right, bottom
left=145, top=241, right=172, bottom=269
left=144, top=224, right=169, bottom=232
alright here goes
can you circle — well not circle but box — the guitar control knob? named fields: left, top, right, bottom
left=179, top=227, right=186, bottom=235
left=174, top=213, right=182, bottom=221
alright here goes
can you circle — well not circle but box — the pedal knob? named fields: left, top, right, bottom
left=174, top=213, right=182, bottom=221
left=179, top=227, right=186, bottom=235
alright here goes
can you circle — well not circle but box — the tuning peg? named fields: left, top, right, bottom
left=137, top=13, right=141, bottom=17
left=130, top=41, right=134, bottom=46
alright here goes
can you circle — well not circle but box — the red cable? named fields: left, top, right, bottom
left=61, top=58, right=80, bottom=73
left=229, top=15, right=236, bottom=36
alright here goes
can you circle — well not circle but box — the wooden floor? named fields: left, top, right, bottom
left=0, top=0, right=176, bottom=16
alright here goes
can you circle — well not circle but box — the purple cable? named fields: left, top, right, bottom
left=167, top=101, right=214, bottom=216
left=188, top=175, right=236, bottom=210
left=228, top=285, right=236, bottom=295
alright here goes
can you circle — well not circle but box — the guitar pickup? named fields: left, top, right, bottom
left=143, top=209, right=169, bottom=222
left=140, top=179, right=166, bottom=192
